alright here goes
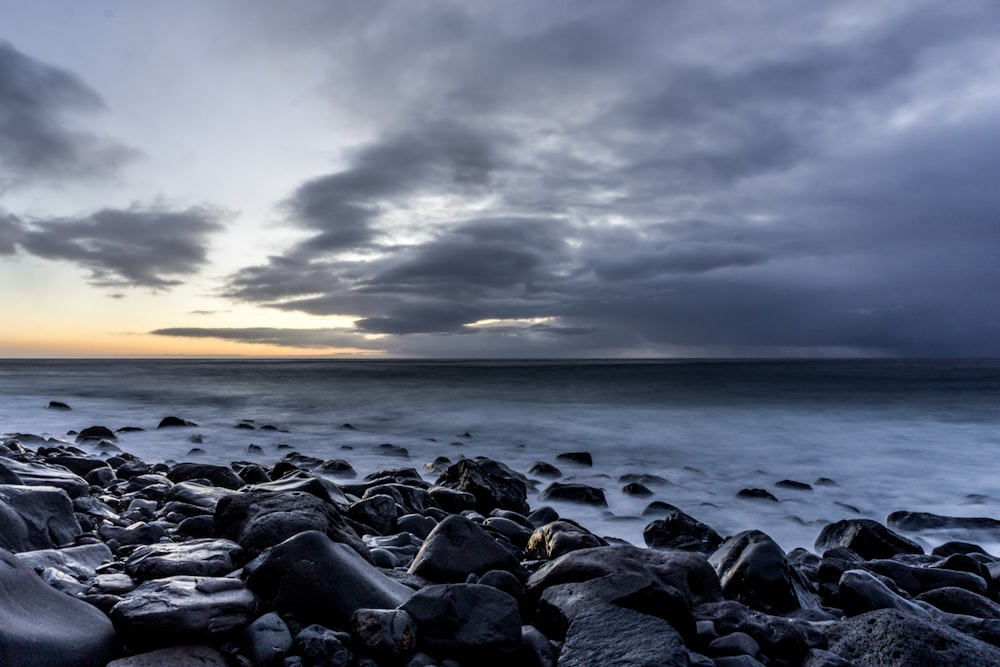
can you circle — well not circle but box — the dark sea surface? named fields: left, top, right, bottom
left=2, top=358, right=999, bottom=551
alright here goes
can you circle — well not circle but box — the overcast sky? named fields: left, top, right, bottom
left=2, top=1, right=999, bottom=357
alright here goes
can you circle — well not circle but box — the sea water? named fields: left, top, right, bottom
left=2, top=359, right=999, bottom=553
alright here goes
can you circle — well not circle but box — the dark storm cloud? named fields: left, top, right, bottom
left=20, top=206, right=227, bottom=289
left=0, top=41, right=136, bottom=189
left=0, top=210, right=22, bottom=255
left=207, top=1, right=1000, bottom=357
left=151, top=327, right=381, bottom=350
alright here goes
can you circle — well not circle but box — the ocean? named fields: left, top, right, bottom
left=2, top=358, right=999, bottom=553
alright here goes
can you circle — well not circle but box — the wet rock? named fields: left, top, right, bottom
left=125, top=538, right=243, bottom=580
left=167, top=481, right=236, bottom=510
left=644, top=507, right=723, bottom=554
left=520, top=624, right=557, bottom=667
left=408, top=514, right=523, bottom=582
left=556, top=451, right=593, bottom=466
left=736, top=488, right=779, bottom=502
left=826, top=608, right=1000, bottom=665
left=525, top=519, right=607, bottom=560
left=47, top=400, right=72, bottom=410
left=619, top=473, right=671, bottom=486
left=535, top=572, right=695, bottom=642
left=527, top=545, right=723, bottom=608
left=319, top=458, right=357, bottom=478
left=428, top=486, right=477, bottom=513
left=776, top=479, right=813, bottom=491
left=215, top=490, right=367, bottom=558
left=484, top=516, right=532, bottom=548
left=887, top=510, right=1000, bottom=532
left=540, top=482, right=608, bottom=507
left=709, top=530, right=815, bottom=614
left=45, top=455, right=110, bottom=478
left=375, top=443, right=410, bottom=458
left=0, top=484, right=80, bottom=552
left=709, top=631, right=761, bottom=659
left=435, top=457, right=530, bottom=515
left=621, top=482, right=653, bottom=496
left=398, top=513, right=437, bottom=539
left=1, top=551, right=117, bottom=667
left=243, top=612, right=293, bottom=665
left=349, top=494, right=399, bottom=535
left=932, top=541, right=993, bottom=558
left=917, top=586, right=1000, bottom=619
left=528, top=461, right=562, bottom=478
left=167, top=462, right=244, bottom=490
left=106, top=645, right=228, bottom=667
left=0, top=459, right=89, bottom=496
left=98, top=521, right=169, bottom=547
left=557, top=604, right=688, bottom=667
left=76, top=425, right=118, bottom=442
left=157, top=416, right=198, bottom=428
left=815, top=518, right=924, bottom=559
left=110, top=575, right=257, bottom=644
left=863, top=557, right=988, bottom=598
left=249, top=469, right=351, bottom=511
left=351, top=608, right=418, bottom=658
left=245, top=530, right=412, bottom=627
left=296, top=624, right=353, bottom=667
left=401, top=583, right=521, bottom=656
left=838, top=569, right=930, bottom=617
left=13, top=542, right=112, bottom=581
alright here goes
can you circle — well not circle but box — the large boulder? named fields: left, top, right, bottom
left=244, top=530, right=412, bottom=628
left=527, top=545, right=723, bottom=608
left=0, top=549, right=117, bottom=667
left=644, top=508, right=723, bottom=554
left=247, top=469, right=351, bottom=511
left=408, top=514, right=523, bottom=583
left=435, top=457, right=529, bottom=515
left=110, top=576, right=258, bottom=644
left=400, top=583, right=521, bottom=656
left=826, top=608, right=1000, bottom=666
left=557, top=604, right=688, bottom=667
left=0, top=484, right=80, bottom=552
left=125, top=538, right=244, bottom=580
left=167, top=463, right=244, bottom=490
left=838, top=569, right=930, bottom=617
left=525, top=520, right=607, bottom=560
left=0, top=460, right=89, bottom=497
left=709, top=530, right=815, bottom=614
left=863, top=558, right=988, bottom=597
left=917, top=587, right=1000, bottom=619
left=815, top=519, right=923, bottom=560
left=214, top=490, right=367, bottom=558
left=13, top=542, right=113, bottom=581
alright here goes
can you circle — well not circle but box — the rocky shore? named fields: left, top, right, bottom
left=3, top=419, right=1000, bottom=667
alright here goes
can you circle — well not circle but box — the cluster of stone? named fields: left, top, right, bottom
left=3, top=423, right=1000, bottom=666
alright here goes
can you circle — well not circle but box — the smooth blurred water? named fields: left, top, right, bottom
left=2, top=359, right=1000, bottom=553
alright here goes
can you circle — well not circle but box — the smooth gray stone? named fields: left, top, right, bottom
left=248, top=470, right=351, bottom=511
left=166, top=481, right=237, bottom=510
left=557, top=604, right=688, bottom=667
left=709, top=529, right=816, bottom=614
left=0, top=459, right=89, bottom=497
left=167, top=462, right=244, bottom=489
left=401, top=583, right=521, bottom=654
left=864, top=558, right=988, bottom=597
left=110, top=575, right=258, bottom=642
left=245, top=530, right=412, bottom=627
left=125, top=538, right=243, bottom=580
left=98, top=521, right=169, bottom=547
left=0, top=484, right=81, bottom=552
left=815, top=519, right=923, bottom=559
left=106, top=645, right=228, bottom=667
left=13, top=542, right=112, bottom=580
left=827, top=608, right=1000, bottom=666
left=243, top=612, right=293, bottom=665
left=408, top=514, right=522, bottom=583
left=0, top=550, right=116, bottom=667
left=839, top=569, right=930, bottom=617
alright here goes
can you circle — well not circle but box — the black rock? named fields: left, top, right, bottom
left=125, top=538, right=244, bottom=580
left=527, top=545, right=723, bottom=609
left=46, top=400, right=72, bottom=410
left=709, top=530, right=815, bottom=615
left=621, top=482, right=653, bottom=496
left=556, top=451, right=593, bottom=466
left=864, top=558, right=988, bottom=597
left=157, top=416, right=198, bottom=428
left=484, top=516, right=532, bottom=549
left=814, top=518, right=924, bottom=560
left=838, top=569, right=930, bottom=617
left=243, top=611, right=293, bottom=665
left=408, top=514, right=523, bottom=583
left=245, top=530, right=412, bottom=628
left=351, top=608, right=418, bottom=659
left=374, top=443, right=410, bottom=458
left=528, top=461, right=562, bottom=479
left=775, top=479, right=813, bottom=491
left=319, top=459, right=357, bottom=478
left=435, top=457, right=530, bottom=515
left=887, top=511, right=1000, bottom=532
left=737, top=488, right=779, bottom=502
left=400, top=583, right=522, bottom=655
left=76, top=425, right=117, bottom=442
left=295, top=624, right=353, bottom=667
left=214, top=490, right=368, bottom=558
left=917, top=587, right=1000, bottom=619
left=429, top=486, right=477, bottom=513
left=556, top=604, right=688, bottom=667
left=248, top=469, right=351, bottom=511
left=0, top=458, right=89, bottom=497
left=619, top=473, right=671, bottom=486
left=540, top=482, right=608, bottom=507
left=932, top=541, right=993, bottom=558
left=167, top=462, right=244, bottom=490
left=0, top=484, right=81, bottom=552
left=644, top=507, right=723, bottom=554
left=525, top=519, right=608, bottom=560
left=348, top=494, right=399, bottom=535
left=0, top=550, right=116, bottom=667
left=826, top=608, right=1000, bottom=665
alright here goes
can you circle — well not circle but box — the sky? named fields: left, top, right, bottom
left=1, top=0, right=999, bottom=358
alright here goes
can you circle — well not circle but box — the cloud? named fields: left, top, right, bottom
left=0, top=41, right=136, bottom=190
left=151, top=327, right=384, bottom=351
left=210, top=1, right=1000, bottom=357
left=19, top=206, right=227, bottom=289
left=0, top=210, right=22, bottom=255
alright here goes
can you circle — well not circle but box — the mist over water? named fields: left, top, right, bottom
left=2, top=359, right=1000, bottom=553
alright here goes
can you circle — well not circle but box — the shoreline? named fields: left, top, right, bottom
left=3, top=423, right=1000, bottom=665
